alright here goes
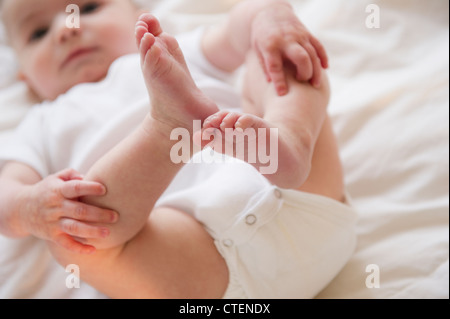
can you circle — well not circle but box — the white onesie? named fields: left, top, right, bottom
left=0, top=28, right=357, bottom=299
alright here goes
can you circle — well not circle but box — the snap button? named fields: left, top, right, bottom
left=274, top=188, right=282, bottom=199
left=245, top=214, right=257, bottom=225
left=222, top=239, right=234, bottom=247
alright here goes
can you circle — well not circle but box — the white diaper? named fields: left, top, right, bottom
left=157, top=151, right=357, bottom=299
left=219, top=187, right=357, bottom=299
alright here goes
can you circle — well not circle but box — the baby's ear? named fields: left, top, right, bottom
left=16, top=70, right=41, bottom=102
left=17, top=70, right=27, bottom=82
left=16, top=70, right=33, bottom=93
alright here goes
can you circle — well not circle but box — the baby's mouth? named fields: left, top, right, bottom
left=61, top=47, right=98, bottom=69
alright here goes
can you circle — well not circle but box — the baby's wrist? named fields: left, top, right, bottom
left=11, top=186, right=35, bottom=238
left=250, top=1, right=295, bottom=36
left=255, top=0, right=294, bottom=20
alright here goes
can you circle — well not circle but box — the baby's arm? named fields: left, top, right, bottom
left=0, top=162, right=118, bottom=254
left=202, top=0, right=328, bottom=95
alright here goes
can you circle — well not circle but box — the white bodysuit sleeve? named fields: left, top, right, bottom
left=0, top=105, right=50, bottom=178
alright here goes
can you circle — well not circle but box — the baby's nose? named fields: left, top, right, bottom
left=53, top=13, right=81, bottom=43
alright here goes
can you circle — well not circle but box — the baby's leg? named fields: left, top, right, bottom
left=48, top=15, right=228, bottom=298
left=206, top=52, right=344, bottom=201
left=251, top=51, right=344, bottom=201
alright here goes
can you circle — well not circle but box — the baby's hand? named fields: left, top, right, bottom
left=251, top=2, right=328, bottom=95
left=23, top=169, right=118, bottom=254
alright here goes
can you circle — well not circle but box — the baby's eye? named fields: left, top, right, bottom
left=81, top=2, right=100, bottom=14
left=29, top=27, right=48, bottom=42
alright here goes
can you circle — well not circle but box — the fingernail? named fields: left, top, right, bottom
left=101, top=228, right=110, bottom=238
left=111, top=212, right=119, bottom=223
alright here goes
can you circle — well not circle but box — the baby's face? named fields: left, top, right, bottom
left=3, top=0, right=140, bottom=101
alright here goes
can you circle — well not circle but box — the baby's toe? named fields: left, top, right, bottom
left=135, top=25, right=148, bottom=47
left=235, top=114, right=260, bottom=130
left=140, top=33, right=157, bottom=65
left=138, top=13, right=163, bottom=36
left=220, top=112, right=242, bottom=130
left=204, top=111, right=229, bottom=129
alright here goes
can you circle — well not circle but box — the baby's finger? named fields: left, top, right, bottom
left=256, top=49, right=271, bottom=82
left=54, top=233, right=96, bottom=255
left=57, top=168, right=84, bottom=182
left=60, top=180, right=107, bottom=199
left=284, top=43, right=313, bottom=82
left=262, top=51, right=287, bottom=96
left=302, top=43, right=322, bottom=88
left=310, top=36, right=329, bottom=69
left=59, top=218, right=110, bottom=239
left=304, top=41, right=323, bottom=88
left=63, top=201, right=118, bottom=224
left=310, top=52, right=323, bottom=89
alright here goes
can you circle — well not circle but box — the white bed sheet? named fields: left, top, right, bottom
left=0, top=0, right=448, bottom=299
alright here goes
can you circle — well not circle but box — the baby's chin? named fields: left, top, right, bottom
left=72, top=70, right=108, bottom=88
left=73, top=64, right=110, bottom=86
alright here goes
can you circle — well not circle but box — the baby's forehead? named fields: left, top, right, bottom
left=2, top=0, right=68, bottom=33
left=2, top=0, right=78, bottom=21
left=1, top=0, right=39, bottom=28
left=1, top=0, right=22, bottom=34
left=2, top=0, right=32, bottom=17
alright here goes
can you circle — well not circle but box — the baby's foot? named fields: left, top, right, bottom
left=203, top=110, right=269, bottom=132
left=203, top=111, right=260, bottom=161
left=135, top=14, right=218, bottom=131
left=203, top=111, right=310, bottom=189
left=202, top=110, right=279, bottom=171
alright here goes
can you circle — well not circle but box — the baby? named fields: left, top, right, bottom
left=0, top=0, right=354, bottom=298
